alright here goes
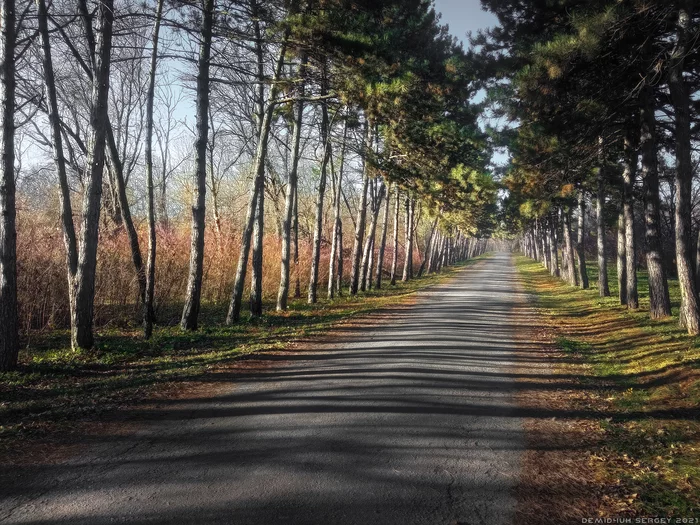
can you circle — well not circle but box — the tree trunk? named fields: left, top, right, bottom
left=563, top=208, right=578, bottom=286
left=180, top=0, right=213, bottom=331
left=402, top=195, right=414, bottom=282
left=622, top=131, right=639, bottom=309
left=360, top=179, right=384, bottom=291
left=542, top=218, right=551, bottom=272
left=596, top=168, right=610, bottom=297
left=0, top=0, right=17, bottom=370
left=549, top=214, right=560, bottom=277
left=36, top=0, right=78, bottom=327
left=335, top=220, right=343, bottom=295
left=278, top=56, right=306, bottom=310
left=640, top=86, right=671, bottom=319
left=349, top=122, right=373, bottom=295
left=669, top=5, right=700, bottom=334
left=617, top=208, right=627, bottom=306
left=428, top=230, right=440, bottom=273
left=389, top=185, right=400, bottom=285
left=248, top=9, right=271, bottom=319
left=375, top=188, right=391, bottom=288
left=308, top=73, right=331, bottom=304
left=576, top=192, right=589, bottom=289
left=696, top=227, right=700, bottom=292
left=437, top=234, right=446, bottom=271
left=106, top=125, right=145, bottom=303
left=359, top=179, right=375, bottom=292
left=227, top=24, right=288, bottom=323
left=293, top=184, right=301, bottom=298
left=365, top=237, right=375, bottom=291
left=72, top=0, right=114, bottom=349
left=418, top=217, right=438, bottom=277
left=143, top=0, right=164, bottom=339
left=327, top=114, right=347, bottom=299
left=250, top=187, right=264, bottom=317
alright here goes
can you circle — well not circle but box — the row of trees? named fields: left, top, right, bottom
left=0, top=0, right=497, bottom=370
left=480, top=0, right=700, bottom=335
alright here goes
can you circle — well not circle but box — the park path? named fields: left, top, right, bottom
left=1, top=253, right=526, bottom=525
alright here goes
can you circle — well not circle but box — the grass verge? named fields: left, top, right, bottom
left=0, top=259, right=480, bottom=453
left=515, top=255, right=700, bottom=519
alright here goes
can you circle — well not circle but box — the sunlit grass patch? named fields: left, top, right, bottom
left=515, top=255, right=700, bottom=517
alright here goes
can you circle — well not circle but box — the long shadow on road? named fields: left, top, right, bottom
left=2, top=253, right=687, bottom=525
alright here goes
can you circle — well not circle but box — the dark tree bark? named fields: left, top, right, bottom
left=72, top=0, right=114, bottom=349
left=143, top=0, right=164, bottom=339
left=180, top=0, right=214, bottom=331
left=640, top=87, right=671, bottom=319
left=349, top=122, right=373, bottom=295
left=622, top=131, right=639, bottom=309
left=669, top=5, right=700, bottom=334
left=0, top=0, right=17, bottom=370
left=596, top=167, right=610, bottom=297
left=576, top=192, right=589, bottom=289
left=389, top=185, right=400, bottom=285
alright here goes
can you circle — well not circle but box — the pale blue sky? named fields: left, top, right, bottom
left=433, top=0, right=498, bottom=47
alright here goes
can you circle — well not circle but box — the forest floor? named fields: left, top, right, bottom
left=515, top=256, right=700, bottom=522
left=0, top=262, right=476, bottom=457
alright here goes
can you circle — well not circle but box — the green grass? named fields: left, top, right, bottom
left=0, top=259, right=481, bottom=445
left=516, top=255, right=700, bottom=517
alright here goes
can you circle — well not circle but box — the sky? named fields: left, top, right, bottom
left=433, top=0, right=508, bottom=167
left=432, top=0, right=498, bottom=47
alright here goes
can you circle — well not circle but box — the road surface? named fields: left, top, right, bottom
left=1, top=253, right=526, bottom=525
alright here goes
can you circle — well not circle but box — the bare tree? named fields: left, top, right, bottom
left=349, top=121, right=372, bottom=295
left=71, top=0, right=115, bottom=349
left=0, top=0, right=17, bottom=370
left=143, top=0, right=164, bottom=339
left=181, top=0, right=215, bottom=331
left=278, top=55, right=306, bottom=310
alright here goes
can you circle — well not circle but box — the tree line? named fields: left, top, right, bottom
left=0, top=0, right=497, bottom=370
left=479, top=0, right=700, bottom=335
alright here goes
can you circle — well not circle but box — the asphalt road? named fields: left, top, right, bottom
left=1, top=252, right=525, bottom=525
